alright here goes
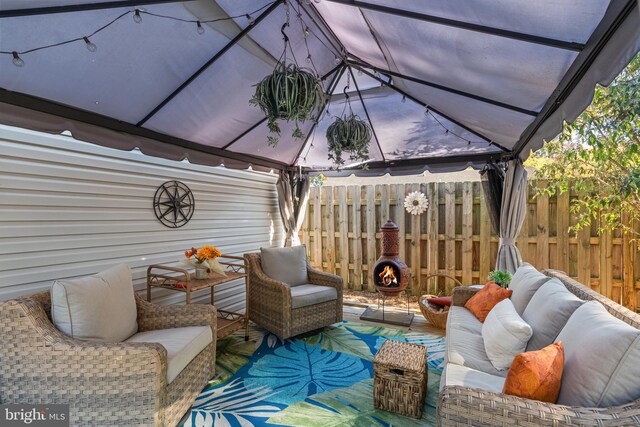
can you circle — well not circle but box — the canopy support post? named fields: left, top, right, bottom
left=348, top=66, right=386, bottom=162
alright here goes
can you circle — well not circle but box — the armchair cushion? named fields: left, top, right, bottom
left=290, top=284, right=338, bottom=309
left=261, top=246, right=308, bottom=286
left=126, top=326, right=213, bottom=384
left=51, top=264, right=138, bottom=342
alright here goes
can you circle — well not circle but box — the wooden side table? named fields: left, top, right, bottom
left=146, top=254, right=250, bottom=340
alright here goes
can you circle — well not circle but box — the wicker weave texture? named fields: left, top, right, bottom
left=419, top=295, right=449, bottom=329
left=0, top=291, right=216, bottom=426
left=438, top=271, right=640, bottom=426
left=374, top=340, right=427, bottom=419
left=244, top=252, right=343, bottom=340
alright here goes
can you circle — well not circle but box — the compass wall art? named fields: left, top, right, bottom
left=153, top=181, right=195, bottom=228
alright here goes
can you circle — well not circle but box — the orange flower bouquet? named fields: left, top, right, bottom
left=184, top=244, right=226, bottom=278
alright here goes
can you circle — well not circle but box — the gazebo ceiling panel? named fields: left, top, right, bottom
left=312, top=1, right=387, bottom=67
left=0, top=4, right=233, bottom=124
left=399, top=80, right=535, bottom=147
left=358, top=0, right=609, bottom=45
left=226, top=118, right=314, bottom=166
left=142, top=42, right=275, bottom=148
left=359, top=11, right=579, bottom=113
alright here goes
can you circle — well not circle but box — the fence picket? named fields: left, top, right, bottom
left=366, top=185, right=376, bottom=291
left=338, top=186, right=349, bottom=286
left=351, top=185, right=363, bottom=290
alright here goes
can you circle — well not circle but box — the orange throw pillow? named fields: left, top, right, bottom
left=464, top=281, right=512, bottom=322
left=503, top=342, right=564, bottom=403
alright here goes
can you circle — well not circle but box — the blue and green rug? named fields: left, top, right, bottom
left=183, top=321, right=446, bottom=427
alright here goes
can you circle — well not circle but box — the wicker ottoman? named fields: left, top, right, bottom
left=373, top=339, right=428, bottom=419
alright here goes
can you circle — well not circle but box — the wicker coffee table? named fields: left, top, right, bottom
left=373, top=339, right=428, bottom=419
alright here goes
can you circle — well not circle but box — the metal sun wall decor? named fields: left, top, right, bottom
left=153, top=180, right=195, bottom=228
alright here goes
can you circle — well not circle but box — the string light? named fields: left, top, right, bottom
left=306, top=54, right=312, bottom=63
left=401, top=95, right=406, bottom=103
left=334, top=55, right=341, bottom=64
left=11, top=51, right=24, bottom=67
left=83, top=36, right=97, bottom=52
left=304, top=26, right=310, bottom=37
left=2, top=3, right=279, bottom=67
left=246, top=14, right=254, bottom=25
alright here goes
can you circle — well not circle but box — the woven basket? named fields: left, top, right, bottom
left=419, top=294, right=449, bottom=329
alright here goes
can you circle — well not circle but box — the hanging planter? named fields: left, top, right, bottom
left=326, top=113, right=372, bottom=166
left=249, top=4, right=325, bottom=147
left=250, top=63, right=324, bottom=146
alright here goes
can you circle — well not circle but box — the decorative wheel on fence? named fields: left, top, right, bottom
left=153, top=181, right=195, bottom=228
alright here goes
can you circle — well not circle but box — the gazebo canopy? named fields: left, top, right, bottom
left=1, top=0, right=638, bottom=175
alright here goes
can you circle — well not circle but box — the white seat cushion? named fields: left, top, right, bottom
left=51, top=264, right=137, bottom=342
left=126, top=326, right=213, bottom=384
left=508, top=263, right=551, bottom=315
left=261, top=246, right=308, bottom=287
left=290, top=284, right=338, bottom=309
left=441, top=363, right=506, bottom=393
left=522, top=279, right=584, bottom=351
left=555, top=301, right=640, bottom=408
left=482, top=299, right=533, bottom=371
left=446, top=321, right=508, bottom=377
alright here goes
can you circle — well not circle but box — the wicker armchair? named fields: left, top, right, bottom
left=244, top=252, right=343, bottom=340
left=0, top=291, right=216, bottom=427
left=438, top=271, right=640, bottom=426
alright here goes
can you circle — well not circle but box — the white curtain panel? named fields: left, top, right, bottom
left=496, top=159, right=528, bottom=273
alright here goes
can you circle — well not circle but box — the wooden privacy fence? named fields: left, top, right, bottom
left=300, top=181, right=640, bottom=312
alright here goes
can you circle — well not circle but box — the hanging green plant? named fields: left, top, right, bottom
left=250, top=63, right=325, bottom=146
left=326, top=113, right=372, bottom=167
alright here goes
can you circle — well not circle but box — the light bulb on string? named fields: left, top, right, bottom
left=196, top=21, right=205, bottom=35
left=306, top=54, right=312, bottom=63
left=83, top=37, right=97, bottom=52
left=334, top=55, right=341, bottom=64
left=401, top=96, right=406, bottom=103
left=11, top=51, right=24, bottom=67
left=304, top=27, right=310, bottom=37
left=133, top=9, right=142, bottom=23
left=357, top=69, right=363, bottom=76
left=246, top=14, right=254, bottom=25
left=445, top=129, right=449, bottom=135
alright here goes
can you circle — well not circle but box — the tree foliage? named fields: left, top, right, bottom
left=532, top=54, right=640, bottom=237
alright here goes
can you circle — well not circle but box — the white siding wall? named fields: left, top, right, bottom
left=0, top=125, right=284, bottom=310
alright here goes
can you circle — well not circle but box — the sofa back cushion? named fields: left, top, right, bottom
left=51, top=264, right=138, bottom=342
left=482, top=298, right=533, bottom=371
left=464, top=282, right=512, bottom=322
left=260, top=246, right=308, bottom=287
left=522, top=279, right=584, bottom=351
left=508, top=263, right=551, bottom=315
left=556, top=301, right=640, bottom=407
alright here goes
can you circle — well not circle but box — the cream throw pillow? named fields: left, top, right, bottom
left=482, top=298, right=533, bottom=371
left=51, top=264, right=138, bottom=342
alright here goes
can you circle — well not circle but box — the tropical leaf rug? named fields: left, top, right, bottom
left=183, top=321, right=446, bottom=427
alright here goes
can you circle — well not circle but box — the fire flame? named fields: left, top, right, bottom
left=378, top=265, right=398, bottom=286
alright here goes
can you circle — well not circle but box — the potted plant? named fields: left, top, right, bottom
left=487, top=270, right=512, bottom=288
left=250, top=63, right=325, bottom=146
left=326, top=113, right=372, bottom=167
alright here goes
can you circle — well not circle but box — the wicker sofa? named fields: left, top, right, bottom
left=438, top=268, right=640, bottom=427
left=244, top=249, right=343, bottom=340
left=0, top=289, right=216, bottom=426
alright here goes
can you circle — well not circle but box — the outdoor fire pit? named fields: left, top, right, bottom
left=360, top=220, right=414, bottom=326
left=373, top=220, right=410, bottom=297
